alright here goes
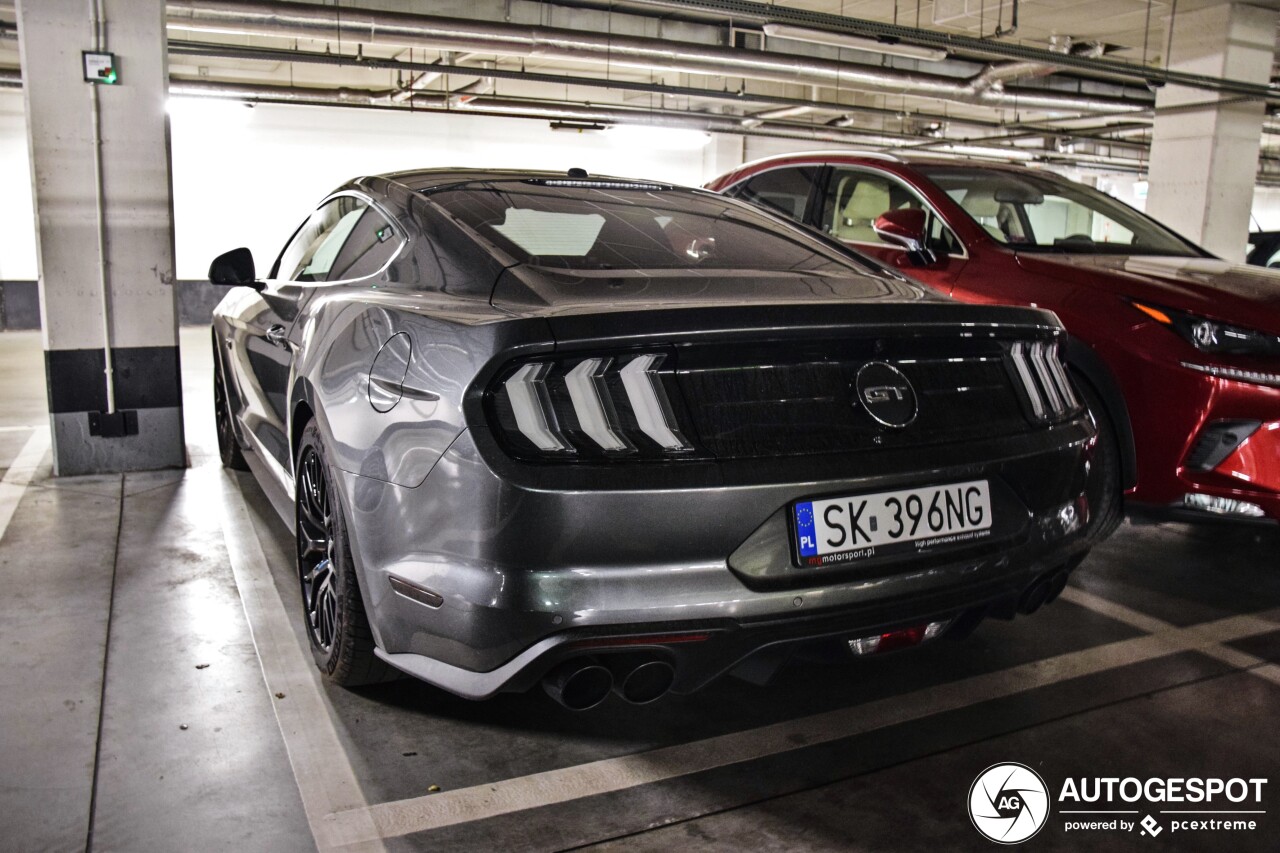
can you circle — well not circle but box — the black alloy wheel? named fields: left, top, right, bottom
left=213, top=340, right=249, bottom=470
left=294, top=421, right=395, bottom=685
left=297, top=444, right=339, bottom=653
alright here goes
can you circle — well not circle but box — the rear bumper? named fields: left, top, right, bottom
left=337, top=420, right=1093, bottom=698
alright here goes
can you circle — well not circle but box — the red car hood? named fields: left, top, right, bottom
left=1014, top=253, right=1280, bottom=332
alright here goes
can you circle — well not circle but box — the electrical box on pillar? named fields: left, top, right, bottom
left=81, top=51, right=118, bottom=84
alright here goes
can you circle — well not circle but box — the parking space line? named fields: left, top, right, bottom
left=1061, top=586, right=1280, bottom=686
left=321, top=607, right=1280, bottom=846
left=0, top=426, right=50, bottom=545
left=216, top=469, right=387, bottom=853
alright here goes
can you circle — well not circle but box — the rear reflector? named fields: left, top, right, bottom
left=566, top=632, right=712, bottom=650
left=848, top=619, right=951, bottom=656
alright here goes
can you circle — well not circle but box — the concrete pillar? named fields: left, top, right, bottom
left=1145, top=3, right=1275, bottom=262
left=702, top=131, right=745, bottom=183
left=17, top=0, right=184, bottom=475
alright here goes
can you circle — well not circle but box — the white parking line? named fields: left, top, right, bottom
left=1061, top=586, right=1280, bottom=686
left=321, top=607, right=1280, bottom=846
left=216, top=469, right=387, bottom=853
left=0, top=426, right=50, bottom=545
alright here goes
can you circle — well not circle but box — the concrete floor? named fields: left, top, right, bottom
left=1, top=327, right=1279, bottom=852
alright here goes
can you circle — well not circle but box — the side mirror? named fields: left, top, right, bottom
left=208, top=247, right=264, bottom=291
left=873, top=209, right=937, bottom=266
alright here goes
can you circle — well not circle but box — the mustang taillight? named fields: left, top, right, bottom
left=1006, top=340, right=1079, bottom=424
left=491, top=352, right=696, bottom=460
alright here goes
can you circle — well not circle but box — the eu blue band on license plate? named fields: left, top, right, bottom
left=796, top=501, right=819, bottom=558
left=794, top=479, right=993, bottom=566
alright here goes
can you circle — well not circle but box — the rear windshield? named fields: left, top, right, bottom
left=918, top=167, right=1204, bottom=257
left=425, top=182, right=870, bottom=273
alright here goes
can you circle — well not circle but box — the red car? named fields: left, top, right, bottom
left=708, top=153, right=1280, bottom=531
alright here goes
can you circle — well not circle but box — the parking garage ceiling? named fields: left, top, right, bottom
left=2, top=0, right=1279, bottom=178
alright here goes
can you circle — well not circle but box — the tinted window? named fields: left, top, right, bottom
left=430, top=183, right=865, bottom=273
left=919, top=167, right=1202, bottom=257
left=274, top=197, right=401, bottom=282
left=727, top=167, right=817, bottom=222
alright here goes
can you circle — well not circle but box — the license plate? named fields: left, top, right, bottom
left=794, top=480, right=993, bottom=566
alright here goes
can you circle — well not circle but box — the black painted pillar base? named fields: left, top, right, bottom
left=44, top=345, right=186, bottom=476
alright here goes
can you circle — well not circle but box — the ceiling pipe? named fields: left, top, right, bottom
left=760, top=23, right=948, bottom=62
left=970, top=39, right=1106, bottom=94
left=390, top=52, right=476, bottom=103
left=166, top=77, right=1166, bottom=175
left=167, top=38, right=1007, bottom=135
left=163, top=0, right=1150, bottom=116
left=164, top=78, right=967, bottom=148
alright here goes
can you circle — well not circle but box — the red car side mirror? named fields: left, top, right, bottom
left=873, top=208, right=929, bottom=254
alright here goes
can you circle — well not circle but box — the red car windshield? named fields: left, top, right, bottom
left=918, top=167, right=1204, bottom=257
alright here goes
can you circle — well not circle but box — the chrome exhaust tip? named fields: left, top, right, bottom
left=542, top=659, right=613, bottom=711
left=609, top=656, right=676, bottom=705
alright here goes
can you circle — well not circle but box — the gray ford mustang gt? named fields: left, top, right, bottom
left=209, top=169, right=1094, bottom=710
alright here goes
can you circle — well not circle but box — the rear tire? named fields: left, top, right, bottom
left=1073, top=374, right=1122, bottom=544
left=295, top=420, right=396, bottom=686
left=213, top=342, right=249, bottom=471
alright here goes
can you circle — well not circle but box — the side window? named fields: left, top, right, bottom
left=948, top=187, right=1029, bottom=243
left=824, top=168, right=960, bottom=254
left=727, top=167, right=818, bottom=223
left=273, top=197, right=402, bottom=283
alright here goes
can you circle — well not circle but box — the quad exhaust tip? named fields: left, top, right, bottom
left=542, top=659, right=613, bottom=711
left=543, top=654, right=677, bottom=709
left=608, top=656, right=676, bottom=705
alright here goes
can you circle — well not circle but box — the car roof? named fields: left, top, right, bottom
left=726, top=150, right=1046, bottom=176
left=376, top=167, right=684, bottom=192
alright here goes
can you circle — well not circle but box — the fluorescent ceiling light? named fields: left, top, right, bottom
left=762, top=23, right=948, bottom=62
left=607, top=124, right=712, bottom=150
left=165, top=95, right=255, bottom=127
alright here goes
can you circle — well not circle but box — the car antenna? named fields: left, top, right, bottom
left=567, top=167, right=589, bottom=178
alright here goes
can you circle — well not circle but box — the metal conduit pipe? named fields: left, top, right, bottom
left=165, top=39, right=1007, bottom=134
left=970, top=41, right=1106, bottom=94
left=164, top=0, right=1150, bottom=115
left=168, top=79, right=925, bottom=148
left=168, top=78, right=1165, bottom=174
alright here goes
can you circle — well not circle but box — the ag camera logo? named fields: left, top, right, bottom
left=969, top=763, right=1051, bottom=844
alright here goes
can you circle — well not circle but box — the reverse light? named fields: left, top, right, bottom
left=620, top=355, right=690, bottom=451
left=504, top=363, right=571, bottom=453
left=848, top=619, right=951, bottom=656
left=1181, top=493, right=1266, bottom=518
left=492, top=352, right=696, bottom=460
left=1007, top=340, right=1079, bottom=424
left=565, top=359, right=631, bottom=452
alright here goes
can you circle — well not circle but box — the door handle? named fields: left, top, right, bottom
left=265, top=324, right=289, bottom=348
